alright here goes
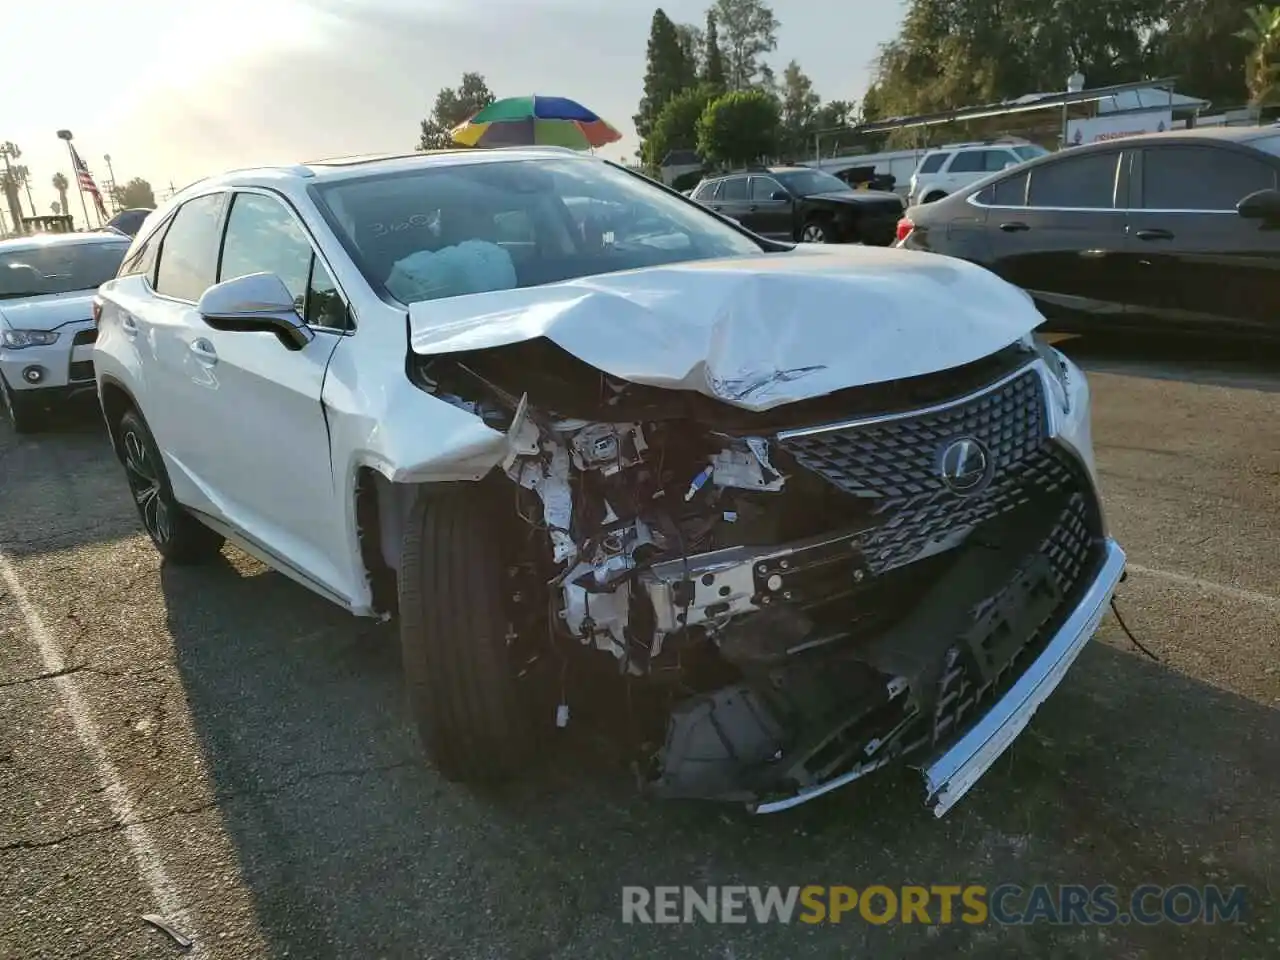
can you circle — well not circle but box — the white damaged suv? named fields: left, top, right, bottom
left=94, top=147, right=1125, bottom=815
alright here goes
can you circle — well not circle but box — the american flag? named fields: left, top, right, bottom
left=69, top=143, right=108, bottom=220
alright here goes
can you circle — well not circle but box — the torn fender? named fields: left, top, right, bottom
left=407, top=245, right=1045, bottom=413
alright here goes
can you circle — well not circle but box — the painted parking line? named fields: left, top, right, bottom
left=1126, top=562, right=1280, bottom=613
left=0, top=549, right=204, bottom=956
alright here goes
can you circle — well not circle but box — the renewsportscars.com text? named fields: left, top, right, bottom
left=621, top=884, right=1247, bottom=926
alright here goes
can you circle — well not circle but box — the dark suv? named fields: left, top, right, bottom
left=691, top=166, right=904, bottom=245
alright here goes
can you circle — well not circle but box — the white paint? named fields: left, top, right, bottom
left=1126, top=562, right=1280, bottom=613
left=1066, top=110, right=1173, bottom=147
left=0, top=550, right=203, bottom=955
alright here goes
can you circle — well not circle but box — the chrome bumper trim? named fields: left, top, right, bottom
left=921, top=537, right=1126, bottom=817
left=750, top=537, right=1126, bottom=816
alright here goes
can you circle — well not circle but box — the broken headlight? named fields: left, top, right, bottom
left=1022, top=332, right=1071, bottom=415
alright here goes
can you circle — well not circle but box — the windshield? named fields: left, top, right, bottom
left=773, top=169, right=853, bottom=197
left=1013, top=145, right=1050, bottom=161
left=311, top=157, right=765, bottom=304
left=0, top=242, right=129, bottom=299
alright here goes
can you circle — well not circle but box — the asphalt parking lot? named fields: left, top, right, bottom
left=1, top=334, right=1277, bottom=960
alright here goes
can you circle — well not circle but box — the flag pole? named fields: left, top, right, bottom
left=57, top=131, right=93, bottom=231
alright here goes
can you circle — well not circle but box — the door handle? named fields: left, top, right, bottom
left=999, top=221, right=1030, bottom=232
left=120, top=316, right=138, bottom=338
left=1132, top=227, right=1174, bottom=241
left=189, top=339, right=218, bottom=365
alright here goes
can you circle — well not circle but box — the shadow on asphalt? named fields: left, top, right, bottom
left=0, top=400, right=143, bottom=559
left=158, top=556, right=1278, bottom=959
left=1057, top=331, right=1280, bottom=394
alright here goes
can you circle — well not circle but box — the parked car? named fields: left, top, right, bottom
left=908, top=139, right=1050, bottom=206
left=93, top=147, right=1124, bottom=816
left=0, top=232, right=131, bottom=432
left=106, top=207, right=155, bottom=238
left=690, top=166, right=904, bottom=244
left=896, top=127, right=1280, bottom=338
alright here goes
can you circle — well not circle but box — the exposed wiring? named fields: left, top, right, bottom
left=1110, top=596, right=1159, bottom=662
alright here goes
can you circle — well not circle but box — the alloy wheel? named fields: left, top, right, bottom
left=802, top=223, right=828, bottom=243
left=121, top=428, right=172, bottom=545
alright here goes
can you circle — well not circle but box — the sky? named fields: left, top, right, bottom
left=0, top=0, right=904, bottom=228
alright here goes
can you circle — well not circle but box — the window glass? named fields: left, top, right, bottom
left=948, top=150, right=994, bottom=173
left=1141, top=145, right=1277, bottom=210
left=692, top=181, right=717, bottom=201
left=154, top=194, right=226, bottom=301
left=750, top=177, right=785, bottom=200
left=773, top=169, right=852, bottom=196
left=1013, top=144, right=1050, bottom=162
left=991, top=171, right=1029, bottom=206
left=0, top=241, right=129, bottom=299
left=918, top=153, right=948, bottom=174
left=306, top=257, right=346, bottom=330
left=219, top=192, right=314, bottom=311
left=1027, top=153, right=1119, bottom=208
left=118, top=218, right=167, bottom=281
left=986, top=150, right=1020, bottom=172
left=718, top=177, right=748, bottom=200
left=312, top=158, right=763, bottom=304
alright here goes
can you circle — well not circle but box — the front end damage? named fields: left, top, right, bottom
left=411, top=335, right=1124, bottom=816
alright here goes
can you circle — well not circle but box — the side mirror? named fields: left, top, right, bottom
left=196, top=272, right=315, bottom=351
left=770, top=190, right=790, bottom=202
left=1236, top=188, right=1280, bottom=225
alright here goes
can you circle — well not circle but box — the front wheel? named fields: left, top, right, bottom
left=800, top=220, right=831, bottom=243
left=0, top=374, right=45, bottom=434
left=116, top=409, right=225, bottom=564
left=398, top=486, right=537, bottom=783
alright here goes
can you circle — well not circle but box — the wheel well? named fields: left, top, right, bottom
left=99, top=380, right=135, bottom=452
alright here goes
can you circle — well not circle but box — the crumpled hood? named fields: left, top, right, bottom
left=407, top=245, right=1044, bottom=412
left=0, top=291, right=96, bottom=332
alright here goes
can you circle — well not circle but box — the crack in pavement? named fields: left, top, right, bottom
left=0, top=663, right=169, bottom=689
left=0, top=759, right=420, bottom=853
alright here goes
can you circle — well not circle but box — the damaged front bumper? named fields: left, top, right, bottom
left=753, top=537, right=1126, bottom=815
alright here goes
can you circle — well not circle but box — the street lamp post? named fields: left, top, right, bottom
left=104, top=154, right=119, bottom=214
left=56, top=129, right=94, bottom=230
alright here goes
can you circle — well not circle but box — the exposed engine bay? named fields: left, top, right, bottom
left=410, top=337, right=1106, bottom=810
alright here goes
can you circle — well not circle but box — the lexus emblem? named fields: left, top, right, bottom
left=939, top=438, right=990, bottom=494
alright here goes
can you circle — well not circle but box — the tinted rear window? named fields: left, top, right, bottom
left=1141, top=145, right=1277, bottom=210
left=919, top=153, right=948, bottom=174
left=1027, top=153, right=1119, bottom=208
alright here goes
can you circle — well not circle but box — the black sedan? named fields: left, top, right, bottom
left=895, top=126, right=1280, bottom=338
left=691, top=166, right=904, bottom=246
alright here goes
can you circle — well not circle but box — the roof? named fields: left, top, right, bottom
left=0, top=232, right=130, bottom=253
left=1066, top=124, right=1278, bottom=149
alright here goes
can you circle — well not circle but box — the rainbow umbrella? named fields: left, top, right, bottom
left=450, top=96, right=622, bottom=150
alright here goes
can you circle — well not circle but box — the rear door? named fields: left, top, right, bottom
left=713, top=176, right=753, bottom=228
left=747, top=175, right=794, bottom=240
left=981, top=149, right=1129, bottom=327
left=1122, top=142, right=1280, bottom=334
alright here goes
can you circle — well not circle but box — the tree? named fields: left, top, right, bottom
left=112, top=177, right=156, bottom=210
left=702, top=10, right=727, bottom=91
left=1153, top=0, right=1256, bottom=110
left=675, top=23, right=704, bottom=88
left=712, top=0, right=780, bottom=91
left=644, top=84, right=718, bottom=168
left=52, top=172, right=69, bottom=219
left=634, top=10, right=692, bottom=144
left=697, top=89, right=781, bottom=167
left=418, top=72, right=496, bottom=150
left=1238, top=4, right=1280, bottom=106
left=779, top=60, right=821, bottom=157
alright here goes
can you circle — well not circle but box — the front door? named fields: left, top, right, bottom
left=984, top=149, right=1129, bottom=328
left=1122, top=142, right=1280, bottom=334
left=173, top=189, right=348, bottom=599
left=713, top=176, right=754, bottom=229
left=747, top=175, right=795, bottom=240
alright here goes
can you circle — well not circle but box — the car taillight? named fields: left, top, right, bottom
left=91, top=297, right=103, bottom=327
left=895, top=217, right=915, bottom=244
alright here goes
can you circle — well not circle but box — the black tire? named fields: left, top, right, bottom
left=799, top=219, right=831, bottom=243
left=398, top=486, right=535, bottom=783
left=0, top=373, right=45, bottom=434
left=923, top=191, right=947, bottom=204
left=115, top=409, right=225, bottom=564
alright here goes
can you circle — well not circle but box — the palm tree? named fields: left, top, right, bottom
left=52, top=172, right=70, bottom=221
left=1238, top=4, right=1280, bottom=108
